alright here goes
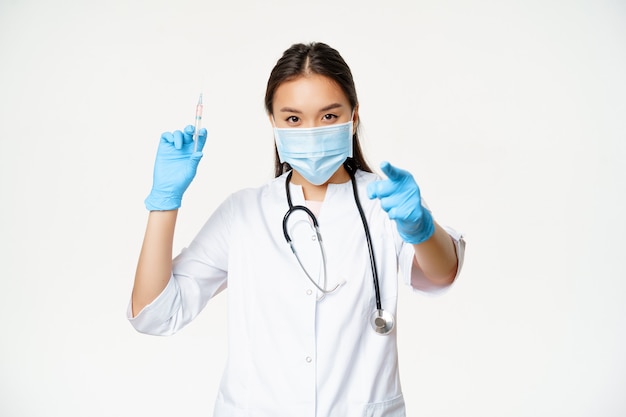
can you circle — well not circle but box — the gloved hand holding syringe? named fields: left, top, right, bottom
left=144, top=94, right=208, bottom=211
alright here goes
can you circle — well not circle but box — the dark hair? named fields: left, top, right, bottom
left=265, top=42, right=372, bottom=177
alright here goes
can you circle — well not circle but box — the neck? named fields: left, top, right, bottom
left=290, top=167, right=350, bottom=201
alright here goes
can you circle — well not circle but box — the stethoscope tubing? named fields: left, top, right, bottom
left=282, top=159, right=394, bottom=334
left=282, top=203, right=337, bottom=295
left=345, top=162, right=383, bottom=311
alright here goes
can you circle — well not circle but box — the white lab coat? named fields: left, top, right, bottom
left=129, top=170, right=465, bottom=417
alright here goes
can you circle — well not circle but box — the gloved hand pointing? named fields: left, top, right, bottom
left=144, top=125, right=208, bottom=211
left=367, top=161, right=435, bottom=244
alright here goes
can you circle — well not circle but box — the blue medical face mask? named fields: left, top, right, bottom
left=273, top=119, right=354, bottom=186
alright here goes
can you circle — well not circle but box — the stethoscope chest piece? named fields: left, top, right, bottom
left=370, top=309, right=395, bottom=335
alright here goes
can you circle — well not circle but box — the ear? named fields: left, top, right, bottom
left=268, top=113, right=275, bottom=127
left=352, top=104, right=359, bottom=131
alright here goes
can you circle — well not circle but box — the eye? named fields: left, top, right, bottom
left=322, top=113, right=338, bottom=121
left=286, top=115, right=300, bottom=124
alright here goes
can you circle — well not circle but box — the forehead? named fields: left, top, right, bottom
left=273, top=74, right=349, bottom=112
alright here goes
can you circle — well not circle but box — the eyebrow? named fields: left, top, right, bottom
left=278, top=103, right=345, bottom=113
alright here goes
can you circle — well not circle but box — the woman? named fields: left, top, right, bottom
left=129, top=42, right=465, bottom=417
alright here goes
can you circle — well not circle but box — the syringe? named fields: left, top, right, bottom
left=192, top=93, right=203, bottom=153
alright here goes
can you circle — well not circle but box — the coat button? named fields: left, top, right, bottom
left=305, top=356, right=312, bottom=363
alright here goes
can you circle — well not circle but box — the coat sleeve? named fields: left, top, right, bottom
left=399, top=225, right=466, bottom=294
left=127, top=197, right=232, bottom=335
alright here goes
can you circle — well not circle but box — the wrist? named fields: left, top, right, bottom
left=144, top=190, right=182, bottom=211
left=398, top=209, right=435, bottom=244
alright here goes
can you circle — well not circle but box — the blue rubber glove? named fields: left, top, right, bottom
left=144, top=125, right=207, bottom=211
left=367, top=161, right=435, bottom=244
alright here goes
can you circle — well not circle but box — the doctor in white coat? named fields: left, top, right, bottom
left=129, top=41, right=465, bottom=417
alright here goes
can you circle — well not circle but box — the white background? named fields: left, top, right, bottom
left=1, top=0, right=625, bottom=416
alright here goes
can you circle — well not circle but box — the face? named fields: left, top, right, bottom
left=271, top=73, right=357, bottom=129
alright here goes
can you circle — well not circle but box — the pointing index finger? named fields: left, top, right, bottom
left=380, top=161, right=406, bottom=181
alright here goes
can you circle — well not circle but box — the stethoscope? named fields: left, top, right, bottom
left=282, top=159, right=395, bottom=335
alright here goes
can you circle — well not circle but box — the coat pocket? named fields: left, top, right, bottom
left=363, top=394, right=405, bottom=417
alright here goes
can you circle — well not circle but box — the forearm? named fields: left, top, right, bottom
left=131, top=210, right=178, bottom=317
left=412, top=221, right=458, bottom=286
